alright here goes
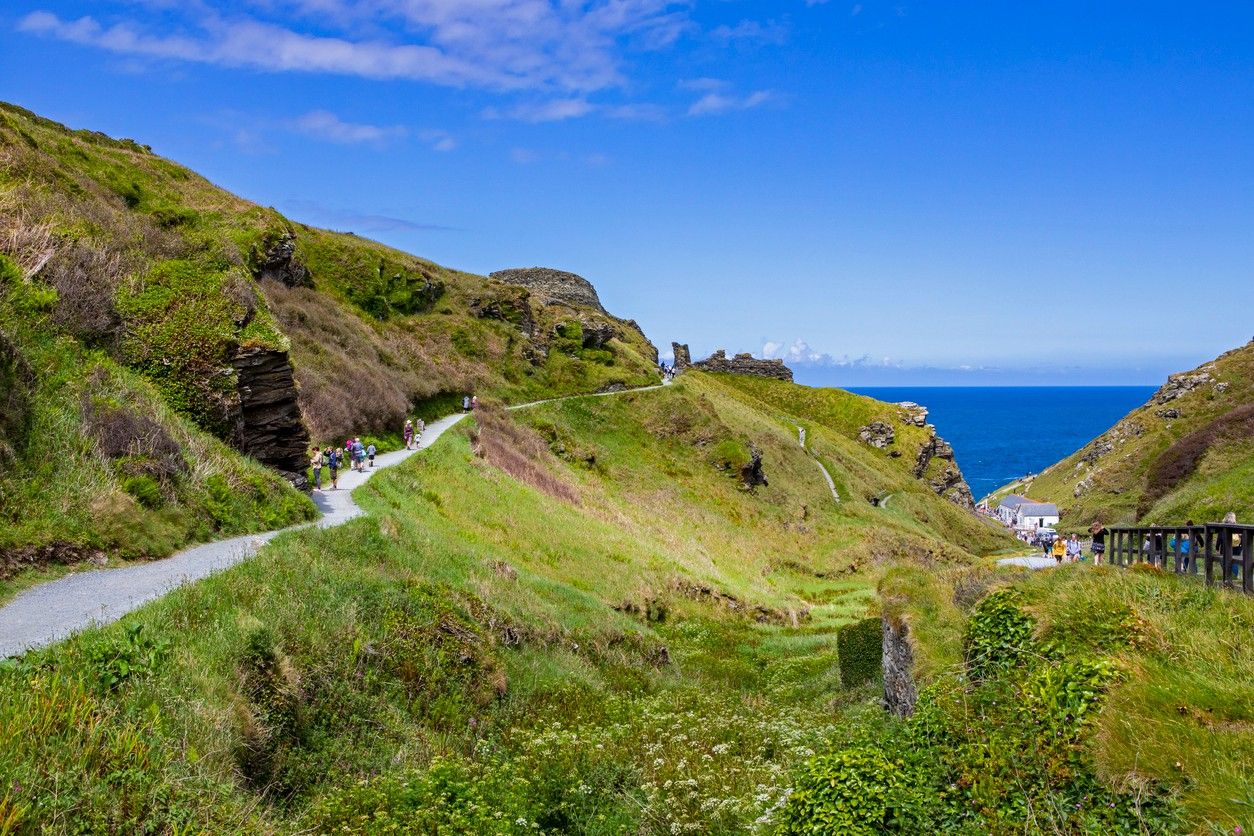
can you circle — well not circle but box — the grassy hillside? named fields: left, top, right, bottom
left=989, top=339, right=1254, bottom=527
left=0, top=101, right=657, bottom=579
left=0, top=373, right=1013, bottom=833
left=799, top=561, right=1254, bottom=834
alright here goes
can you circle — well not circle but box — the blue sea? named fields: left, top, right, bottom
left=848, top=387, right=1157, bottom=500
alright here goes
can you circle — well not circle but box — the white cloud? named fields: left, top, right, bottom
left=484, top=98, right=596, bottom=123
left=710, top=19, right=787, bottom=45
left=762, top=338, right=897, bottom=368
left=418, top=129, right=456, bottom=152
left=17, top=2, right=692, bottom=94
left=289, top=110, right=406, bottom=145
left=688, top=89, right=773, bottom=117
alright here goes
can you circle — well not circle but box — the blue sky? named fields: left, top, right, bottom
left=3, top=1, right=1252, bottom=384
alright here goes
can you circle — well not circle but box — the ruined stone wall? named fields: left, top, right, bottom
left=489, top=267, right=605, bottom=313
left=671, top=344, right=793, bottom=382
left=882, top=614, right=918, bottom=718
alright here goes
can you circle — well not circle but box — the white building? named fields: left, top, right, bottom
left=1015, top=502, right=1060, bottom=530
left=995, top=495, right=1029, bottom=526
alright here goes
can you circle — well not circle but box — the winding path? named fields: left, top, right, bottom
left=796, top=425, right=840, bottom=503
left=0, top=381, right=674, bottom=658
left=0, top=412, right=469, bottom=658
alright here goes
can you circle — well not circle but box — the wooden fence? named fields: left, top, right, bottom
left=1105, top=523, right=1253, bottom=592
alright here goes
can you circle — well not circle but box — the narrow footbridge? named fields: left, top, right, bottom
left=1106, top=522, right=1254, bottom=592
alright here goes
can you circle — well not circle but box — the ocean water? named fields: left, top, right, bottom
left=847, top=387, right=1157, bottom=500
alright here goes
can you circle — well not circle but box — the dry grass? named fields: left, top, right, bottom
left=470, top=403, right=579, bottom=503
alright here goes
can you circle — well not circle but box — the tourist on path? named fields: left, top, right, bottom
left=463, top=395, right=471, bottom=412
left=1224, top=512, right=1244, bottom=580
left=1051, top=536, right=1066, bottom=564
left=1040, top=533, right=1051, bottom=559
left=310, top=447, right=323, bottom=491
left=326, top=447, right=340, bottom=490
left=351, top=438, right=365, bottom=472
left=417, top=418, right=425, bottom=440
left=1169, top=524, right=1193, bottom=571
left=471, top=395, right=479, bottom=411
left=1090, top=522, right=1107, bottom=565
left=367, top=442, right=377, bottom=468
left=1066, top=534, right=1081, bottom=563
left=403, top=419, right=415, bottom=450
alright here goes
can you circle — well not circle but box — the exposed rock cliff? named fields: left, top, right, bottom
left=671, top=344, right=793, bottom=382
left=231, top=347, right=310, bottom=488
left=914, top=433, right=975, bottom=509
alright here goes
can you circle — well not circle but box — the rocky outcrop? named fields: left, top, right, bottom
left=859, top=421, right=895, bottom=449
left=253, top=232, right=312, bottom=289
left=577, top=320, right=617, bottom=349
left=0, top=329, right=33, bottom=465
left=1155, top=407, right=1181, bottom=420
left=896, top=402, right=928, bottom=427
left=1154, top=370, right=1212, bottom=404
left=671, top=344, right=793, bottom=382
left=232, top=347, right=310, bottom=488
left=740, top=444, right=768, bottom=489
left=490, top=267, right=605, bottom=313
left=470, top=290, right=535, bottom=337
left=913, top=433, right=975, bottom=509
left=882, top=615, right=917, bottom=718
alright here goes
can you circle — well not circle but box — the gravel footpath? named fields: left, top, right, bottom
left=0, top=412, right=468, bottom=658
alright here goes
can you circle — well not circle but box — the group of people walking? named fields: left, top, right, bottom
left=307, top=416, right=431, bottom=492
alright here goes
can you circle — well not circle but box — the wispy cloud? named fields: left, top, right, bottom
left=710, top=19, right=788, bottom=45
left=418, top=129, right=456, bottom=152
left=289, top=110, right=406, bottom=145
left=283, top=198, right=457, bottom=233
left=17, top=2, right=692, bottom=93
left=483, top=98, right=596, bottom=123
left=688, top=89, right=773, bottom=117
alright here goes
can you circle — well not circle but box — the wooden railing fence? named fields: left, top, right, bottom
left=1105, top=523, right=1253, bottom=592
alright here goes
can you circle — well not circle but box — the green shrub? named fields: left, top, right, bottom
left=121, top=474, right=163, bottom=509
left=838, top=617, right=882, bottom=688
left=80, top=623, right=171, bottom=693
left=964, top=588, right=1034, bottom=679
left=779, top=746, right=914, bottom=835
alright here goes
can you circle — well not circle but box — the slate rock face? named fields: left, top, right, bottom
left=232, top=347, right=310, bottom=488
left=913, top=432, right=975, bottom=509
left=490, top=267, right=605, bottom=313
left=254, top=232, right=312, bottom=289
left=882, top=615, right=918, bottom=718
left=1154, top=370, right=1212, bottom=403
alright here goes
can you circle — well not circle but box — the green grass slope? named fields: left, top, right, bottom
left=823, top=561, right=1254, bottom=834
left=990, top=339, right=1254, bottom=527
left=0, top=101, right=658, bottom=577
left=0, top=374, right=1007, bottom=833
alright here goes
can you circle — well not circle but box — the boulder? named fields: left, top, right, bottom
left=859, top=421, right=895, bottom=449
left=490, top=267, right=605, bottom=313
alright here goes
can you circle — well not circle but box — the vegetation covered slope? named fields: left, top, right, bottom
left=990, top=339, right=1254, bottom=526
left=0, top=101, right=657, bottom=578
left=0, top=373, right=1015, bottom=833
left=794, top=561, right=1254, bottom=834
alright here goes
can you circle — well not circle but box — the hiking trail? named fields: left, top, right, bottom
left=796, top=425, right=840, bottom=503
left=0, top=383, right=667, bottom=658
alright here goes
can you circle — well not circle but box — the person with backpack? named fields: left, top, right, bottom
left=326, top=446, right=340, bottom=490
left=1090, top=521, right=1107, bottom=565
left=367, top=442, right=377, bottom=468
left=351, top=438, right=365, bottom=472
left=1066, top=533, right=1082, bottom=563
left=310, top=447, right=324, bottom=491
left=403, top=419, right=415, bottom=450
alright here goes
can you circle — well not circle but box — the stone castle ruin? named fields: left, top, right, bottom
left=671, top=343, right=793, bottom=382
